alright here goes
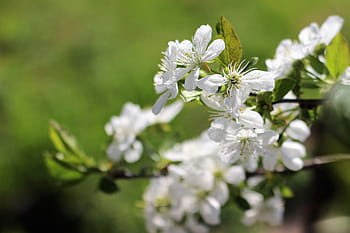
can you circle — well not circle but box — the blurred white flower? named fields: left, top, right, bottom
left=241, top=189, right=284, bottom=226
left=266, top=15, right=343, bottom=80
left=163, top=131, right=219, bottom=162
left=285, top=119, right=311, bottom=142
left=263, top=118, right=309, bottom=171
left=339, top=66, right=350, bottom=85
left=299, top=15, right=344, bottom=54
left=266, top=39, right=307, bottom=80
left=106, top=101, right=182, bottom=163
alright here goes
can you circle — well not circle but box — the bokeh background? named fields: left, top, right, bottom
left=1, top=0, right=350, bottom=232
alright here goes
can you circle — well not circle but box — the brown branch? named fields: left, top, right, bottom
left=272, top=98, right=325, bottom=107
left=249, top=154, right=350, bottom=176
left=108, top=169, right=162, bottom=179
left=107, top=154, right=350, bottom=180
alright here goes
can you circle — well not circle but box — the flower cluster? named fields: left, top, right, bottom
left=152, top=25, right=225, bottom=114
left=105, top=101, right=183, bottom=163
left=266, top=15, right=350, bottom=83
left=145, top=132, right=246, bottom=232
left=44, top=15, right=350, bottom=233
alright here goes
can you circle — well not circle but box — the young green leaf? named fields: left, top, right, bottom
left=98, top=176, right=119, bottom=194
left=273, top=78, right=297, bottom=101
left=280, top=185, right=294, bottom=198
left=49, top=121, right=96, bottom=167
left=216, top=16, right=242, bottom=65
left=326, top=33, right=350, bottom=79
left=235, top=196, right=251, bottom=210
left=44, top=153, right=85, bottom=185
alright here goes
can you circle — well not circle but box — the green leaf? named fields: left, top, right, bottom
left=44, top=153, right=85, bottom=185
left=256, top=92, right=273, bottom=120
left=216, top=16, right=242, bottom=65
left=49, top=121, right=95, bottom=167
left=273, top=78, right=297, bottom=101
left=280, top=185, right=294, bottom=198
left=326, top=33, right=350, bottom=79
left=234, top=196, right=251, bottom=210
left=307, top=55, right=326, bottom=75
left=98, top=176, right=119, bottom=194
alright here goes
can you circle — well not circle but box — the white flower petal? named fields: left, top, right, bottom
left=281, top=155, right=303, bottom=171
left=184, top=68, right=199, bottom=90
left=258, top=130, right=279, bottom=145
left=299, top=23, right=320, bottom=46
left=186, top=215, right=209, bottom=233
left=193, top=24, right=212, bottom=56
left=281, top=140, right=306, bottom=158
left=286, top=119, right=310, bottom=142
left=210, top=181, right=229, bottom=205
left=152, top=91, right=171, bottom=114
left=197, top=74, right=226, bottom=93
left=238, top=109, right=264, bottom=129
left=106, top=142, right=124, bottom=162
left=242, top=70, right=275, bottom=92
left=262, top=149, right=278, bottom=171
left=202, top=39, right=225, bottom=62
left=124, top=140, right=143, bottom=163
left=244, top=155, right=258, bottom=172
left=200, top=91, right=226, bottom=111
left=320, top=15, right=344, bottom=45
left=152, top=100, right=183, bottom=124
left=199, top=198, right=221, bottom=225
left=223, top=165, right=245, bottom=184
left=281, top=141, right=306, bottom=170
left=187, top=169, right=214, bottom=191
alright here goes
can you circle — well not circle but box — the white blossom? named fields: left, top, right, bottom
left=163, top=131, right=219, bottom=162
left=242, top=189, right=284, bottom=226
left=266, top=39, right=307, bottom=80
left=177, top=25, right=225, bottom=90
left=266, top=15, right=344, bottom=80
left=106, top=102, right=182, bottom=163
left=285, top=119, right=311, bottom=142
left=207, top=109, right=279, bottom=171
left=153, top=42, right=189, bottom=114
left=299, top=15, right=344, bottom=54
left=198, top=61, right=274, bottom=117
left=167, top=156, right=245, bottom=225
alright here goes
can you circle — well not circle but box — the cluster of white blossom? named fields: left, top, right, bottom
left=102, top=15, right=350, bottom=233
left=152, top=23, right=312, bottom=173
left=152, top=25, right=225, bottom=114
left=105, top=101, right=183, bottom=163
left=266, top=15, right=349, bottom=82
left=143, top=132, right=286, bottom=233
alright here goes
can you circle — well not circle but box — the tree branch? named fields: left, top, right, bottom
left=108, top=169, right=164, bottom=180
left=107, top=154, right=350, bottom=180
left=249, top=154, right=350, bottom=176
left=272, top=98, right=325, bottom=107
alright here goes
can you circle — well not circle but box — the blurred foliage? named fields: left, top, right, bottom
left=1, top=0, right=350, bottom=232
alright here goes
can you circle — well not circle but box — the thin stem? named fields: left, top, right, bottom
left=108, top=169, right=162, bottom=179
left=107, top=154, right=350, bottom=180
left=272, top=98, right=325, bottom=107
left=249, top=154, right=350, bottom=176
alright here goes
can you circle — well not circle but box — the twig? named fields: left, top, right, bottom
left=107, top=154, right=350, bottom=180
left=272, top=98, right=325, bottom=107
left=108, top=169, right=161, bottom=179
left=249, top=154, right=350, bottom=176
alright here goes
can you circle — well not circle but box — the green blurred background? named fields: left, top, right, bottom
left=1, top=0, right=350, bottom=232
